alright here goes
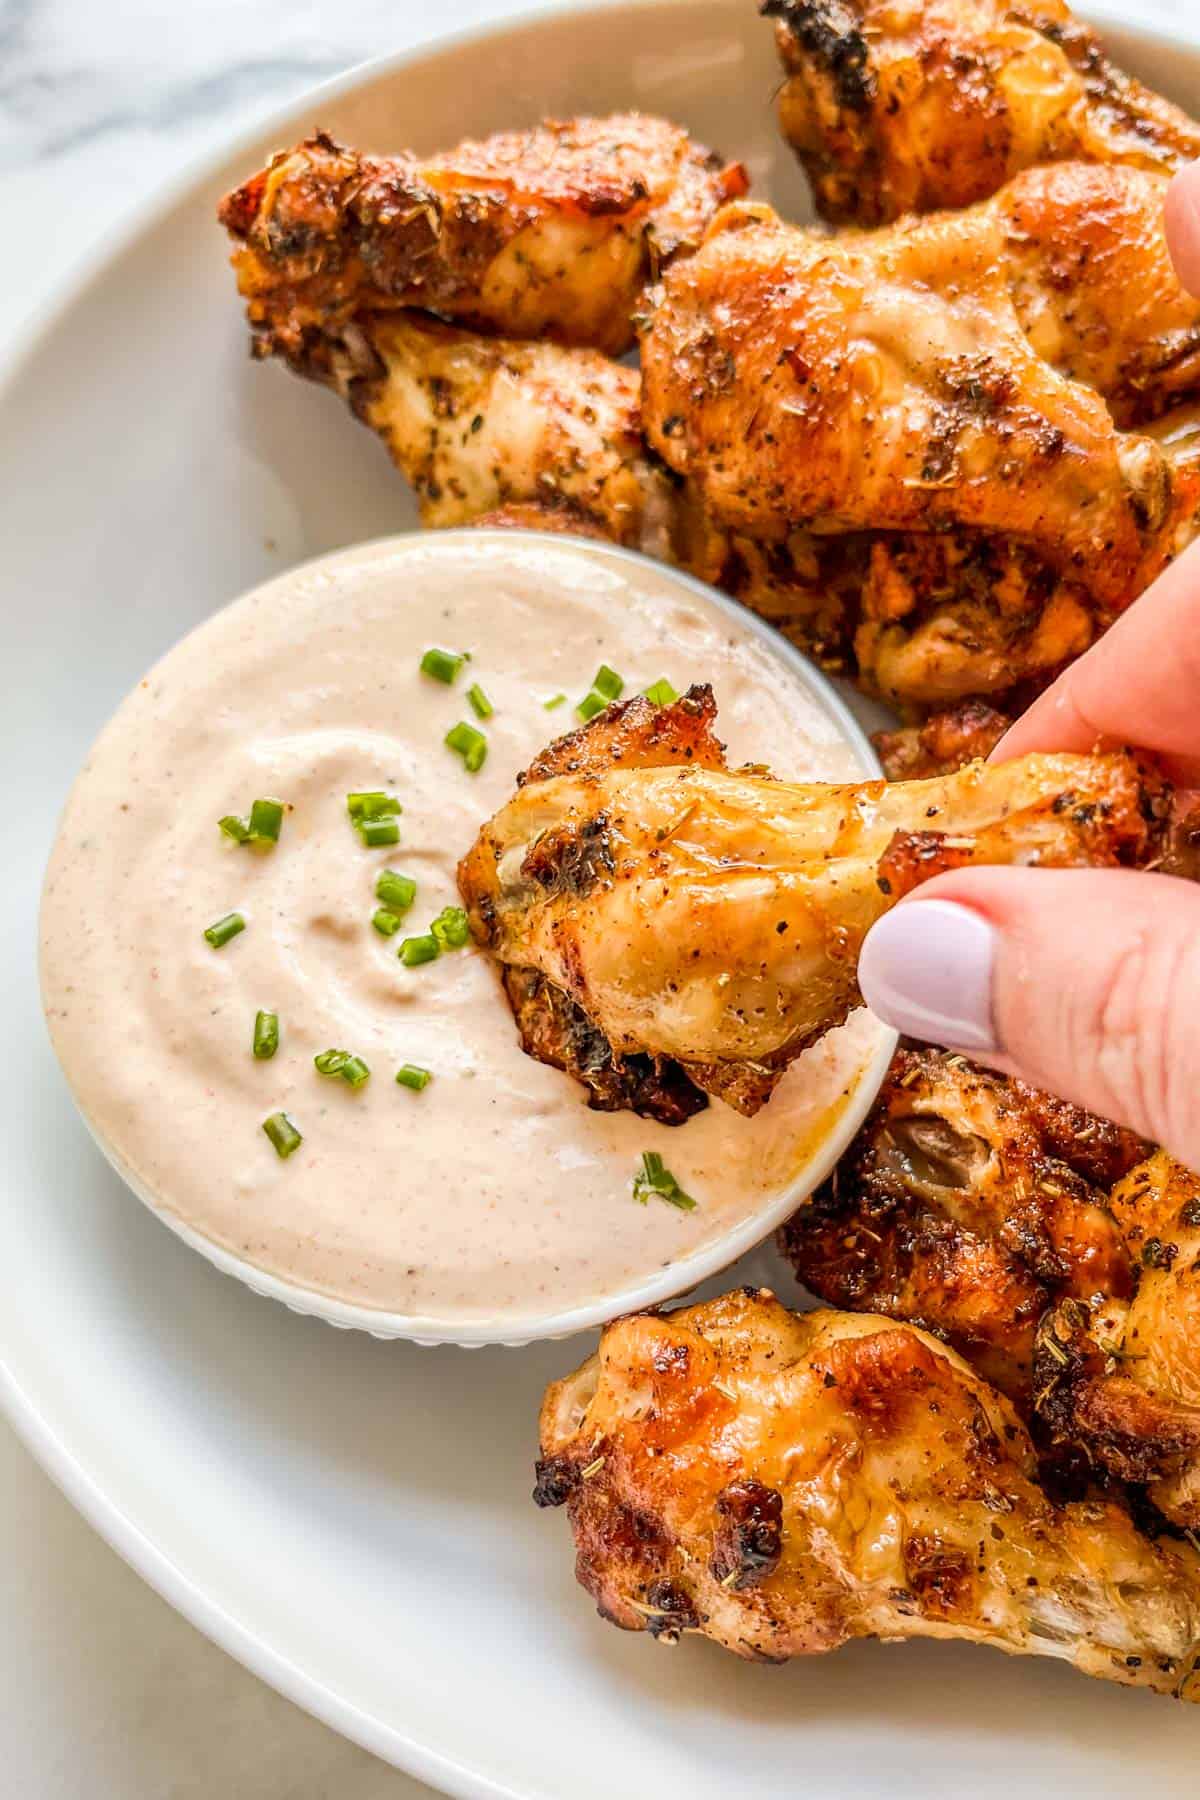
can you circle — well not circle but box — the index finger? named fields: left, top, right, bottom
left=993, top=536, right=1200, bottom=785
left=1165, top=162, right=1200, bottom=297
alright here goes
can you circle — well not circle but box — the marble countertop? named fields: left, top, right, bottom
left=1, top=0, right=1195, bottom=1793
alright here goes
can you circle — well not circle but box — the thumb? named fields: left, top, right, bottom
left=858, top=869, right=1200, bottom=1170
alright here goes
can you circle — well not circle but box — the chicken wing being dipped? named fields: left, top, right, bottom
left=218, top=116, right=748, bottom=360
left=457, top=685, right=1166, bottom=1117
left=763, top=0, right=1200, bottom=226
left=535, top=1287, right=1200, bottom=1696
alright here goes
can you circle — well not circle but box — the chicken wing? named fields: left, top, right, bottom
left=1036, top=1151, right=1200, bottom=1528
left=536, top=1287, right=1200, bottom=1695
left=458, top=687, right=1166, bottom=1115
left=641, top=178, right=1200, bottom=706
left=219, top=117, right=747, bottom=360
left=764, top=0, right=1200, bottom=225
left=777, top=1045, right=1145, bottom=1400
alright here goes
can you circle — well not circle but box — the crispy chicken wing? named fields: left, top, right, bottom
left=778, top=1045, right=1145, bottom=1400
left=219, top=117, right=747, bottom=359
left=536, top=1288, right=1200, bottom=1695
left=458, top=688, right=1165, bottom=1115
left=764, top=0, right=1200, bottom=225
left=641, top=178, right=1200, bottom=706
left=1036, top=1152, right=1200, bottom=1527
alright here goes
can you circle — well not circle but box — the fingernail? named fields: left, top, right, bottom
left=859, top=899, right=999, bottom=1053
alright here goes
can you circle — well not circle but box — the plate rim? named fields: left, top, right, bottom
left=4, top=3, right=1198, bottom=1794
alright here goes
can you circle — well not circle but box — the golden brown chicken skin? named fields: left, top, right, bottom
left=459, top=688, right=1166, bottom=1115
left=536, top=1288, right=1200, bottom=1696
left=778, top=1045, right=1145, bottom=1401
left=219, top=117, right=748, bottom=360
left=765, top=0, right=1200, bottom=225
left=643, top=185, right=1196, bottom=594
left=1036, top=1152, right=1200, bottom=1528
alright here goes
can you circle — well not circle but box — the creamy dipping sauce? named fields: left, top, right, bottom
left=40, top=535, right=885, bottom=1331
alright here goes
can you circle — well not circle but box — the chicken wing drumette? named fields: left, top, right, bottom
left=536, top=1288, right=1200, bottom=1696
left=777, top=1045, right=1145, bottom=1402
left=778, top=1052, right=1200, bottom=1528
left=219, top=116, right=747, bottom=359
left=764, top=0, right=1200, bottom=225
left=641, top=171, right=1200, bottom=707
left=458, top=686, right=1166, bottom=1117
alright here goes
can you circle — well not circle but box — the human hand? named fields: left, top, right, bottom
left=859, top=161, right=1200, bottom=1169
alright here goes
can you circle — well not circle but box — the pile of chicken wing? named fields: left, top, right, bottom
left=221, top=0, right=1200, bottom=1702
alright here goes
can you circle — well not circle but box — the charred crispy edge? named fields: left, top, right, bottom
left=517, top=682, right=726, bottom=787
left=502, top=966, right=710, bottom=1127
left=874, top=703, right=1012, bottom=782
left=1034, top=1300, right=1200, bottom=1488
left=760, top=0, right=874, bottom=112
left=710, top=1478, right=784, bottom=1589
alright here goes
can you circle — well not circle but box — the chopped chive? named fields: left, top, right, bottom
left=431, top=905, right=470, bottom=950
left=357, top=817, right=401, bottom=848
left=420, top=646, right=466, bottom=684
left=643, top=678, right=680, bottom=707
left=219, top=814, right=250, bottom=843
left=399, top=933, right=440, bottom=967
left=632, top=1150, right=697, bottom=1212
left=592, top=664, right=624, bottom=701
left=467, top=682, right=493, bottom=720
left=314, top=1048, right=370, bottom=1088
left=395, top=1064, right=432, bottom=1092
left=543, top=693, right=567, bottom=710
left=372, top=907, right=402, bottom=937
left=253, top=1010, right=279, bottom=1060
left=375, top=869, right=417, bottom=914
left=445, top=721, right=487, bottom=773
left=247, top=797, right=284, bottom=844
left=204, top=911, right=246, bottom=949
left=347, top=791, right=401, bottom=821
left=575, top=690, right=607, bottom=722
left=263, top=1111, right=302, bottom=1158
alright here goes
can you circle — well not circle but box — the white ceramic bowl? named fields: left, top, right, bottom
left=42, top=528, right=896, bottom=1346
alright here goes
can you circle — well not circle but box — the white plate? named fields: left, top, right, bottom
left=5, top=4, right=1200, bottom=1796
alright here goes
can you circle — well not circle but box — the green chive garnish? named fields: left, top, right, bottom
left=420, top=647, right=466, bottom=684
left=632, top=1151, right=697, bottom=1212
left=253, top=1010, right=279, bottom=1060
left=204, top=911, right=246, bottom=949
left=399, top=933, right=440, bottom=967
left=263, top=1112, right=302, bottom=1158
left=395, top=1064, right=432, bottom=1091
left=431, top=905, right=470, bottom=950
left=375, top=869, right=416, bottom=913
left=643, top=678, right=679, bottom=707
left=372, top=907, right=401, bottom=937
left=543, top=693, right=567, bottom=710
left=347, top=791, right=401, bottom=821
left=593, top=664, right=624, bottom=701
left=248, top=797, right=284, bottom=844
left=445, top=721, right=487, bottom=773
left=467, top=682, right=493, bottom=720
left=314, top=1048, right=370, bottom=1088
left=575, top=690, right=607, bottom=722
left=219, top=814, right=250, bottom=843
left=357, top=816, right=400, bottom=847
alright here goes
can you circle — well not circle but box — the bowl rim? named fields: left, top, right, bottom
left=46, top=524, right=897, bottom=1345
